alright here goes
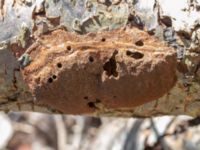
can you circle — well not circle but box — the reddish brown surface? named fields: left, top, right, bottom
left=22, top=27, right=177, bottom=114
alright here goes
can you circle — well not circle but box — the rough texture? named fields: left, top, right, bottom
left=21, top=28, right=176, bottom=114
left=0, top=0, right=199, bottom=117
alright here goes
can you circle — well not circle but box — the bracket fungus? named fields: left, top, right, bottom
left=20, top=27, right=177, bottom=114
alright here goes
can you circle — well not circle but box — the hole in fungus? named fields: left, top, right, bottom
left=67, top=45, right=71, bottom=51
left=126, top=50, right=144, bottom=59
left=57, top=63, right=62, bottom=68
left=103, top=50, right=118, bottom=77
left=48, top=78, right=53, bottom=83
left=87, top=99, right=101, bottom=108
left=84, top=96, right=88, bottom=100
left=101, top=38, right=106, bottom=42
left=135, top=40, right=144, bottom=46
left=89, top=56, right=94, bottom=62
left=52, top=75, right=57, bottom=79
left=87, top=102, right=95, bottom=108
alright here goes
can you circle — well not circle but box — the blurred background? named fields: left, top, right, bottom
left=0, top=113, right=200, bottom=150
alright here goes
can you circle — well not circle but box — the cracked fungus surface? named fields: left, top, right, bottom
left=21, top=27, right=177, bottom=114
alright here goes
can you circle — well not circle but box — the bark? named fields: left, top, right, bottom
left=0, top=0, right=199, bottom=117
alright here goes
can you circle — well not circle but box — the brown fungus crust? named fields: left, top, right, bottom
left=21, top=27, right=177, bottom=114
